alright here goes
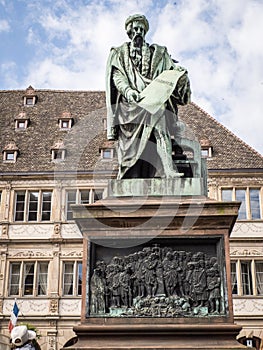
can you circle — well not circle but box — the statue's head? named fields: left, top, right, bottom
left=125, top=14, right=149, bottom=42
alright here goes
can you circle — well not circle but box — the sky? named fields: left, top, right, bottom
left=0, top=0, right=263, bottom=155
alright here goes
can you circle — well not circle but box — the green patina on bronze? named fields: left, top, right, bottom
left=106, top=14, right=191, bottom=180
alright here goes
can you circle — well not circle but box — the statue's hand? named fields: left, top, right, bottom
left=126, top=89, right=140, bottom=103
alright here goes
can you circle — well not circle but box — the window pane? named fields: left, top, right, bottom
left=17, top=121, right=26, bottom=129
left=94, top=190, right=103, bottom=202
left=28, top=192, right=39, bottom=221
left=63, top=262, right=74, bottom=295
left=6, top=152, right=14, bottom=160
left=41, top=191, right=52, bottom=221
left=62, top=120, right=69, bottom=128
left=222, top=189, right=232, bottom=201
left=102, top=149, right=112, bottom=159
left=255, top=262, right=263, bottom=295
left=9, top=263, right=20, bottom=295
left=24, top=263, right=35, bottom=295
left=236, top=189, right=247, bottom=220
left=66, top=191, right=77, bottom=220
left=54, top=150, right=63, bottom=159
left=230, top=262, right=238, bottom=295
left=15, top=192, right=25, bottom=221
left=77, top=262, right=82, bottom=296
left=250, top=189, right=261, bottom=219
left=26, top=97, right=33, bottom=105
left=80, top=190, right=90, bottom=204
left=37, top=262, right=48, bottom=295
left=241, top=262, right=253, bottom=295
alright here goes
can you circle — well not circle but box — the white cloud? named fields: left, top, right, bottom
left=0, top=19, right=10, bottom=32
left=0, top=62, right=19, bottom=89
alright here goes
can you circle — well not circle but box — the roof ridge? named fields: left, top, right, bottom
left=191, top=101, right=263, bottom=160
left=0, top=89, right=105, bottom=93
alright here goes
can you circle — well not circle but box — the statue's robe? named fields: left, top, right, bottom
left=106, top=42, right=191, bottom=179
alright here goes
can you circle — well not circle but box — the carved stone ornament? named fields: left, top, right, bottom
left=230, top=248, right=262, bottom=256
left=49, top=299, right=59, bottom=314
left=1, top=224, right=9, bottom=237
left=89, top=243, right=225, bottom=318
left=48, top=334, right=57, bottom=350
left=53, top=223, right=61, bottom=237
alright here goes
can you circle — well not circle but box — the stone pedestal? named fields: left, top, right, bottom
left=64, top=196, right=247, bottom=350
left=71, top=323, right=244, bottom=349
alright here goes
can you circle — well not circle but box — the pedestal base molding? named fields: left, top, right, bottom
left=64, top=323, right=246, bottom=350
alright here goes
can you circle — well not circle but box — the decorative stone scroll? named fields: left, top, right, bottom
left=88, top=239, right=226, bottom=318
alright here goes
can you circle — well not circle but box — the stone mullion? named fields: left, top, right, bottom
left=49, top=248, right=60, bottom=297
left=251, top=259, right=257, bottom=296
left=33, top=261, right=38, bottom=297
left=236, top=260, right=243, bottom=296
left=246, top=187, right=252, bottom=220
left=53, top=182, right=62, bottom=222
left=3, top=183, right=11, bottom=222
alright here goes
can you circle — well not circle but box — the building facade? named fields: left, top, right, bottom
left=0, top=86, right=262, bottom=350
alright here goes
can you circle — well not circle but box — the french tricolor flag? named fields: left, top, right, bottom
left=8, top=300, right=19, bottom=332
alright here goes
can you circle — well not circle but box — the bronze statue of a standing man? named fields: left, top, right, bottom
left=106, top=14, right=191, bottom=179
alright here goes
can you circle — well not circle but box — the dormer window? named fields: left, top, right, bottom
left=58, top=112, right=74, bottom=130
left=15, top=112, right=29, bottom=130
left=5, top=152, right=15, bottom=161
left=101, top=148, right=113, bottom=159
left=53, top=150, right=64, bottom=160
left=25, top=97, right=34, bottom=105
left=23, top=85, right=37, bottom=106
left=100, top=141, right=115, bottom=159
left=51, top=141, right=66, bottom=161
left=17, top=120, right=26, bottom=129
left=200, top=138, right=213, bottom=158
left=2, top=142, right=19, bottom=162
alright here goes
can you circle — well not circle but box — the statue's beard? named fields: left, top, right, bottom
left=132, top=34, right=144, bottom=48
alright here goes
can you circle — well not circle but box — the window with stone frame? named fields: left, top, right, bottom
left=101, top=148, right=114, bottom=159
left=65, top=188, right=104, bottom=221
left=58, top=118, right=74, bottom=130
left=25, top=97, right=34, bottom=105
left=200, top=139, right=213, bottom=158
left=221, top=187, right=262, bottom=220
left=14, top=190, right=52, bottom=222
left=9, top=261, right=49, bottom=296
left=62, top=261, right=82, bottom=296
left=52, top=149, right=65, bottom=160
left=15, top=113, right=29, bottom=130
left=16, top=120, right=27, bottom=129
left=230, top=260, right=263, bottom=296
left=23, top=86, right=37, bottom=106
left=51, top=140, right=66, bottom=161
left=5, top=151, right=15, bottom=161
